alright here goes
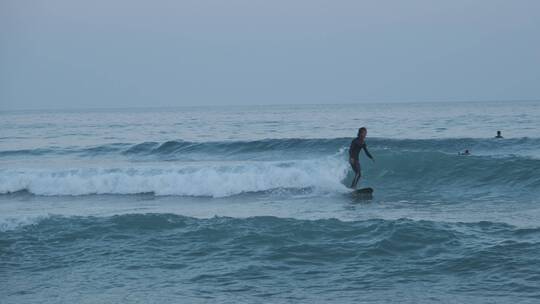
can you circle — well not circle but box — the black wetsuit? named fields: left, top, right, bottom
left=348, top=137, right=373, bottom=187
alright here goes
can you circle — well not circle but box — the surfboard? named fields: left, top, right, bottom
left=352, top=187, right=373, bottom=199
left=354, top=187, right=373, bottom=194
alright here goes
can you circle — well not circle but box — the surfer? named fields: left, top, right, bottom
left=349, top=127, right=374, bottom=188
left=459, top=149, right=471, bottom=156
left=495, top=131, right=503, bottom=138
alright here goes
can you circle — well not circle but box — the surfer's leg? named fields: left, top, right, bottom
left=352, top=172, right=361, bottom=188
left=350, top=160, right=361, bottom=188
left=353, top=161, right=362, bottom=188
left=351, top=174, right=359, bottom=188
left=349, top=159, right=358, bottom=188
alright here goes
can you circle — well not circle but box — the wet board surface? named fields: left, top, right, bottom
left=352, top=187, right=374, bottom=199
left=354, top=187, right=373, bottom=194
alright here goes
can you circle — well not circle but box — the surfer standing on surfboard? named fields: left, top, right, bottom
left=349, top=127, right=374, bottom=188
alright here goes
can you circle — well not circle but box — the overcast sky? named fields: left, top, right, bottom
left=1, top=0, right=539, bottom=110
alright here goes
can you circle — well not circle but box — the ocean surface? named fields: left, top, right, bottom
left=1, top=101, right=540, bottom=303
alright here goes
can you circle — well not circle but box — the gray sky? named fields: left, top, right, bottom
left=1, top=0, right=539, bottom=110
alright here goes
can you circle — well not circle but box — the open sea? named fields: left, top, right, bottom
left=1, top=101, right=540, bottom=303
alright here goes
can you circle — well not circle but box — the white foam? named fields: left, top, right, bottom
left=0, top=157, right=349, bottom=197
left=0, top=214, right=47, bottom=232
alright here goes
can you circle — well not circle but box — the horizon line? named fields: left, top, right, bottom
left=2, top=98, right=539, bottom=113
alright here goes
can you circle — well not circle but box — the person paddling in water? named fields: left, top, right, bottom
left=349, top=127, right=374, bottom=188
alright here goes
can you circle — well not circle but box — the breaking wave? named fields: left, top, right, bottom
left=0, top=157, right=349, bottom=197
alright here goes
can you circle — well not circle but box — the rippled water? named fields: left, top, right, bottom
left=1, top=101, right=540, bottom=303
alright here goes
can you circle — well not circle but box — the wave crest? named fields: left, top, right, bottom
left=2, top=137, right=540, bottom=159
left=0, top=157, right=348, bottom=197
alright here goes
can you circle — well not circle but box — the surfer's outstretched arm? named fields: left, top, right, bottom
left=364, top=145, right=374, bottom=161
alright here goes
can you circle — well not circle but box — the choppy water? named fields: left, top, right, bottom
left=1, top=101, right=540, bottom=303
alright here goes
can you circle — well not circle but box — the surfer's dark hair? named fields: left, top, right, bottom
left=358, top=127, right=367, bottom=137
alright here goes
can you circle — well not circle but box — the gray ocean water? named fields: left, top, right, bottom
left=1, top=101, right=540, bottom=303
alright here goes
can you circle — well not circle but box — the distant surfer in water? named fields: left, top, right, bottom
left=349, top=127, right=374, bottom=188
left=459, top=149, right=471, bottom=156
left=495, top=131, right=503, bottom=138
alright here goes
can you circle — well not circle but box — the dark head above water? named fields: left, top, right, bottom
left=459, top=149, right=471, bottom=156
left=357, top=127, right=367, bottom=139
left=495, top=131, right=503, bottom=138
